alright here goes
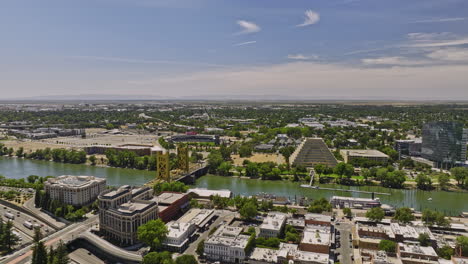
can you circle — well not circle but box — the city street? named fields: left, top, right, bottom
left=184, top=210, right=236, bottom=259
left=335, top=221, right=354, bottom=264
left=1, top=215, right=98, bottom=264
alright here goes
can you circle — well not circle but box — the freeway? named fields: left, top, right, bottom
left=1, top=215, right=99, bottom=264
left=0, top=205, right=53, bottom=239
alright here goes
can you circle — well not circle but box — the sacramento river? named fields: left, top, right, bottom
left=1, top=157, right=468, bottom=215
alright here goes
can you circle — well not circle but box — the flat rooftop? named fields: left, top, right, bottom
left=342, top=149, right=389, bottom=158
left=398, top=243, right=437, bottom=257
left=153, top=192, right=186, bottom=205
left=117, top=201, right=155, bottom=214
left=187, top=188, right=232, bottom=198
left=260, top=212, right=287, bottom=231
left=301, top=225, right=331, bottom=246
left=46, top=175, right=105, bottom=189
left=305, top=213, right=331, bottom=223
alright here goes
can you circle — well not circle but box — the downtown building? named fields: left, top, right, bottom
left=44, top=175, right=106, bottom=206
left=421, top=121, right=468, bottom=168
left=98, top=185, right=158, bottom=245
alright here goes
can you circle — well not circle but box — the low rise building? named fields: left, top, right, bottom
left=259, top=212, right=287, bottom=238
left=163, top=222, right=196, bottom=253
left=341, top=149, right=389, bottom=164
left=299, top=225, right=331, bottom=254
left=98, top=186, right=157, bottom=245
left=397, top=243, right=438, bottom=264
left=304, top=213, right=332, bottom=226
left=44, top=175, right=106, bottom=206
left=249, top=243, right=329, bottom=264
left=187, top=188, right=232, bottom=198
left=152, top=192, right=189, bottom=222
left=204, top=225, right=249, bottom=263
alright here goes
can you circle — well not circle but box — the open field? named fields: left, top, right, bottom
left=231, top=153, right=285, bottom=166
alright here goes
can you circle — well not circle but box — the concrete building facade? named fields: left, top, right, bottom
left=44, top=175, right=106, bottom=206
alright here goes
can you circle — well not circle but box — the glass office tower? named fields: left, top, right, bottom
left=421, top=121, right=467, bottom=168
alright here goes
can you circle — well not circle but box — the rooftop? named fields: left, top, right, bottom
left=166, top=222, right=194, bottom=239
left=305, top=213, right=332, bottom=223
left=398, top=243, right=437, bottom=257
left=260, top=212, right=287, bottom=231
left=301, top=225, right=331, bottom=246
left=153, top=192, right=186, bottom=205
left=46, top=175, right=105, bottom=189
left=187, top=188, right=232, bottom=198
left=342, top=149, right=389, bottom=158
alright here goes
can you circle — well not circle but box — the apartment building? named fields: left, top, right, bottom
left=44, top=175, right=106, bottom=206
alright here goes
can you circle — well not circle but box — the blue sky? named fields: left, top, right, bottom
left=1, top=0, right=468, bottom=99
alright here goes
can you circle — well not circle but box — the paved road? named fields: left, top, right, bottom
left=184, top=210, right=236, bottom=259
left=1, top=215, right=99, bottom=264
left=23, top=198, right=66, bottom=229
left=0, top=204, right=53, bottom=239
left=69, top=248, right=105, bottom=264
left=335, top=222, right=353, bottom=264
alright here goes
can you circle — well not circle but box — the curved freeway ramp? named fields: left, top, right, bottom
left=78, top=231, right=143, bottom=263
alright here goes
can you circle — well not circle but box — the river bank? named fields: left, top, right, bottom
left=194, top=175, right=468, bottom=216
left=0, top=156, right=155, bottom=186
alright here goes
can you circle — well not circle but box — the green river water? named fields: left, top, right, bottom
left=1, top=157, right=467, bottom=215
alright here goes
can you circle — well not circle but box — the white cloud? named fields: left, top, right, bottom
left=411, top=17, right=466, bottom=23
left=234, top=41, right=257, bottom=46
left=406, top=32, right=468, bottom=48
left=296, top=10, right=320, bottom=27
left=426, top=48, right=468, bottom=61
left=235, top=20, right=261, bottom=35
left=287, top=54, right=317, bottom=60
left=361, top=56, right=429, bottom=66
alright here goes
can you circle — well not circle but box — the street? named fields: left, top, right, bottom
left=335, top=221, right=354, bottom=264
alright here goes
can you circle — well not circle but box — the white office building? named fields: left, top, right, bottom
left=204, top=225, right=249, bottom=263
left=44, top=175, right=106, bottom=206
left=259, top=212, right=287, bottom=238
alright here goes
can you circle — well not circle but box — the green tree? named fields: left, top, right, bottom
left=52, top=240, right=70, bottom=264
left=88, top=155, right=97, bottom=166
left=196, top=239, right=205, bottom=256
left=143, top=251, right=173, bottom=264
left=379, top=240, right=396, bottom=253
left=343, top=208, right=352, bottom=218
left=422, top=209, right=450, bottom=227
left=393, top=207, right=415, bottom=224
left=280, top=146, right=295, bottom=168
left=175, top=255, right=197, bottom=264
left=456, top=236, right=468, bottom=257
left=2, top=220, right=20, bottom=251
left=307, top=198, right=332, bottom=213
left=239, top=144, right=253, bottom=158
left=137, top=219, right=169, bottom=251
left=366, top=207, right=385, bottom=222
left=418, top=233, right=431, bottom=247
left=416, top=174, right=433, bottom=190
left=451, top=167, right=468, bottom=186
left=32, top=241, right=48, bottom=264
left=239, top=201, right=258, bottom=220
left=438, top=245, right=454, bottom=260
left=437, top=173, right=451, bottom=190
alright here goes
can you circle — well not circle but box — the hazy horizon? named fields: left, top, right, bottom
left=1, top=0, right=468, bottom=100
